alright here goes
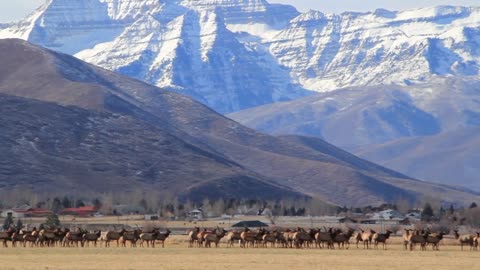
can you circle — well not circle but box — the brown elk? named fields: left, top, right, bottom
left=240, top=228, right=259, bottom=248
left=83, top=231, right=102, bottom=247
left=197, top=228, right=212, bottom=248
left=0, top=227, right=15, bottom=247
left=333, top=228, right=354, bottom=249
left=64, top=229, right=85, bottom=247
left=155, top=229, right=171, bottom=248
left=262, top=230, right=279, bottom=248
left=204, top=228, right=227, bottom=248
left=139, top=229, right=159, bottom=248
left=11, top=229, right=25, bottom=247
left=372, top=230, right=393, bottom=250
left=454, top=230, right=474, bottom=251
left=120, top=230, right=141, bottom=248
left=408, top=230, right=429, bottom=251
left=105, top=228, right=126, bottom=247
left=187, top=227, right=200, bottom=248
left=473, top=232, right=479, bottom=251
left=315, top=228, right=336, bottom=249
left=23, top=228, right=39, bottom=248
left=38, top=229, right=58, bottom=247
left=426, top=232, right=446, bottom=251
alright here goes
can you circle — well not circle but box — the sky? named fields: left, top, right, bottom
left=0, top=0, right=478, bottom=23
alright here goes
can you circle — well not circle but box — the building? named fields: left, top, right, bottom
left=188, top=209, right=203, bottom=220
left=231, top=220, right=269, bottom=228
left=1, top=206, right=52, bottom=218
left=61, top=206, right=98, bottom=216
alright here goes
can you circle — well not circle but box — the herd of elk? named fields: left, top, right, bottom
left=0, top=227, right=170, bottom=248
left=1, top=226, right=479, bottom=251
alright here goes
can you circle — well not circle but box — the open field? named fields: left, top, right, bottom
left=1, top=237, right=479, bottom=270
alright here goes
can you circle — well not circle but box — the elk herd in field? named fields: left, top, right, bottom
left=0, top=226, right=479, bottom=251
left=187, top=226, right=480, bottom=251
left=0, top=227, right=171, bottom=248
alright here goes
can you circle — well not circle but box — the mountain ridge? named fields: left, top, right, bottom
left=2, top=1, right=480, bottom=113
left=2, top=38, right=478, bottom=205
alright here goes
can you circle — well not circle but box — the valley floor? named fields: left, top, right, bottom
left=1, top=237, right=479, bottom=270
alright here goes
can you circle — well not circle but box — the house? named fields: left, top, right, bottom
left=61, top=206, right=98, bottom=216
left=370, top=209, right=404, bottom=220
left=338, top=217, right=358, bottom=223
left=188, top=209, right=203, bottom=220
left=405, top=212, right=421, bottom=221
left=1, top=206, right=52, bottom=218
left=231, top=220, right=269, bottom=228
left=1, top=209, right=24, bottom=218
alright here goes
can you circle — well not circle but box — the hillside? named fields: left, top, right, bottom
left=0, top=39, right=478, bottom=205
left=229, top=78, right=480, bottom=190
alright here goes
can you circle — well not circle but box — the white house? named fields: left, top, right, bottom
left=188, top=209, right=203, bottom=220
left=370, top=209, right=404, bottom=220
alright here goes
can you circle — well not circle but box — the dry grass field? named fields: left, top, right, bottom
left=1, top=236, right=479, bottom=270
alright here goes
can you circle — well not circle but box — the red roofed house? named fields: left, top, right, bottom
left=61, top=206, right=98, bottom=216
left=11, top=207, right=52, bottom=217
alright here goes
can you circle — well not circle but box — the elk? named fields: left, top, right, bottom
left=426, top=232, right=446, bottom=251
left=262, top=230, right=279, bottom=248
left=473, top=232, right=479, bottom=251
left=197, top=228, right=212, bottom=248
left=240, top=228, right=257, bottom=248
left=408, top=230, right=429, bottom=251
left=187, top=227, right=200, bottom=248
left=155, top=229, right=171, bottom=248
left=23, top=228, right=39, bottom=248
left=11, top=229, right=25, bottom=247
left=333, top=228, right=354, bottom=249
left=283, top=229, right=298, bottom=248
left=204, top=228, right=227, bottom=248
left=38, top=229, right=57, bottom=247
left=454, top=230, right=474, bottom=251
left=139, top=229, right=159, bottom=248
left=372, top=230, right=393, bottom=250
left=0, top=227, right=15, bottom=247
left=315, top=228, right=336, bottom=249
left=360, top=229, right=376, bottom=249
left=292, top=228, right=310, bottom=249
left=120, top=230, right=141, bottom=248
left=225, top=230, right=242, bottom=248
left=105, top=228, right=126, bottom=247
left=402, top=229, right=411, bottom=250
left=83, top=230, right=102, bottom=247
left=64, top=229, right=85, bottom=247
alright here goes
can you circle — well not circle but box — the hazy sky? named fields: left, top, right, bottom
left=0, top=0, right=478, bottom=23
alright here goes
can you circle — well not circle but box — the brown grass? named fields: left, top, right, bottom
left=0, top=236, right=479, bottom=270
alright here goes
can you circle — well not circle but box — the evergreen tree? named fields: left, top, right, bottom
left=45, top=214, right=60, bottom=228
left=51, top=197, right=63, bottom=213
left=449, top=204, right=455, bottom=215
left=469, top=202, right=478, bottom=209
left=62, top=196, right=72, bottom=208
left=75, top=200, right=85, bottom=207
left=2, top=212, right=14, bottom=230
left=16, top=219, right=24, bottom=230
left=92, top=198, right=102, bottom=209
left=421, top=203, right=434, bottom=221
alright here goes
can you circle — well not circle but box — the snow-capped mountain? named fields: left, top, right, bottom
left=1, top=1, right=480, bottom=113
left=0, top=0, right=306, bottom=113
left=0, top=0, right=480, bottom=113
left=269, top=6, right=480, bottom=91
